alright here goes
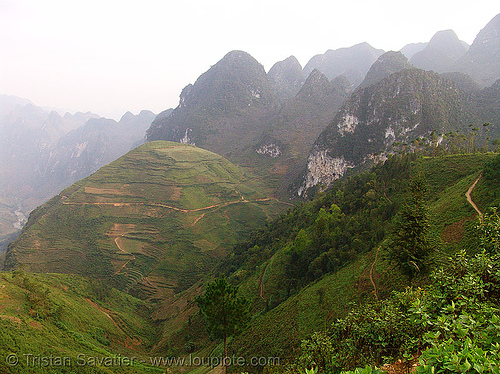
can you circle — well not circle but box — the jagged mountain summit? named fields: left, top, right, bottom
left=303, top=42, right=385, bottom=87
left=146, top=50, right=280, bottom=160
left=359, top=51, right=414, bottom=89
left=455, top=13, right=500, bottom=87
left=410, top=29, right=469, bottom=73
left=267, top=56, right=305, bottom=102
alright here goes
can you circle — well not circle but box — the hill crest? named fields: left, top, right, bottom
left=4, top=141, right=287, bottom=300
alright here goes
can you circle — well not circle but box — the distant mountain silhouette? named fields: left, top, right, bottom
left=303, top=42, right=384, bottom=87
left=400, top=42, right=428, bottom=59
left=0, top=96, right=154, bottom=239
left=410, top=30, right=469, bottom=73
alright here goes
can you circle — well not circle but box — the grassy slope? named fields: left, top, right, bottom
left=3, top=151, right=498, bottom=373
left=5, top=142, right=287, bottom=302
left=224, top=153, right=500, bottom=363
left=151, top=153, right=499, bottom=364
left=0, top=271, right=161, bottom=373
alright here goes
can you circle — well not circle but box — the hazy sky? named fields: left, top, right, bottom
left=1, top=0, right=499, bottom=120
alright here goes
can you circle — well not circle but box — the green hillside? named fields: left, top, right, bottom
left=4, top=141, right=288, bottom=301
left=160, top=152, right=500, bottom=369
left=0, top=271, right=160, bottom=373
left=3, top=149, right=500, bottom=374
left=235, top=153, right=500, bottom=368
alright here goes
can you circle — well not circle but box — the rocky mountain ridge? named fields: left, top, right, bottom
left=146, top=50, right=280, bottom=160
left=298, top=66, right=499, bottom=195
left=268, top=55, right=305, bottom=102
left=455, top=13, right=500, bottom=87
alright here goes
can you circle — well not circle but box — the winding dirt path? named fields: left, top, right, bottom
left=466, top=175, right=483, bottom=219
left=113, top=236, right=136, bottom=275
left=369, top=246, right=381, bottom=301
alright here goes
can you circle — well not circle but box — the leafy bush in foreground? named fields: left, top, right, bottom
left=290, top=211, right=500, bottom=373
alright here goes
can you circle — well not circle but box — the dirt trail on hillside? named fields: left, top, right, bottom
left=85, top=298, right=141, bottom=348
left=62, top=196, right=292, bottom=213
left=466, top=175, right=483, bottom=219
left=107, top=224, right=137, bottom=275
left=190, top=213, right=206, bottom=227
left=370, top=246, right=381, bottom=301
left=259, top=261, right=271, bottom=300
left=113, top=236, right=136, bottom=275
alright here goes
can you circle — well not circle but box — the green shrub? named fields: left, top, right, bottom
left=484, top=154, right=500, bottom=183
left=290, top=332, right=337, bottom=373
left=290, top=210, right=500, bottom=373
left=330, top=288, right=423, bottom=370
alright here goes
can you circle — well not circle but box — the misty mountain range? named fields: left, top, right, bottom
left=0, top=96, right=154, bottom=245
left=2, top=12, right=500, bottom=246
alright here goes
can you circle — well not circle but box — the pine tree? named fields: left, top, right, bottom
left=389, top=176, right=431, bottom=279
left=195, top=277, right=249, bottom=372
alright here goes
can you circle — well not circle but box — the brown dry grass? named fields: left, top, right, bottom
left=441, top=217, right=471, bottom=243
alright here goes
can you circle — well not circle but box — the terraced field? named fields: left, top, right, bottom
left=5, top=141, right=288, bottom=300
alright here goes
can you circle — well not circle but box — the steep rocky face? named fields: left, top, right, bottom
left=441, top=72, right=482, bottom=93
left=0, top=103, right=98, bottom=202
left=268, top=70, right=352, bottom=151
left=410, top=30, right=469, bottom=73
left=298, top=69, right=480, bottom=196
left=268, top=56, right=305, bottom=102
left=303, top=42, right=384, bottom=87
left=400, top=42, right=428, bottom=59
left=359, top=51, right=414, bottom=89
left=474, top=78, right=500, bottom=125
left=456, top=13, right=500, bottom=87
left=146, top=51, right=280, bottom=160
left=256, top=70, right=352, bottom=192
left=0, top=104, right=60, bottom=237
